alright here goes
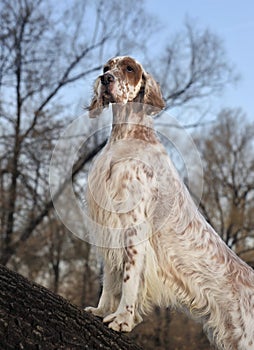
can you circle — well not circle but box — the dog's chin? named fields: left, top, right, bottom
left=102, top=92, right=115, bottom=104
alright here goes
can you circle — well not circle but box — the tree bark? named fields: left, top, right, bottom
left=0, top=265, right=142, bottom=350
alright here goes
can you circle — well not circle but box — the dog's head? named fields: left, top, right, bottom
left=89, top=56, right=165, bottom=117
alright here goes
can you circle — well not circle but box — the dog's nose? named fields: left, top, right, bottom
left=100, top=73, right=115, bottom=85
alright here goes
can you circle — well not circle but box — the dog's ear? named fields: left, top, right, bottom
left=142, top=73, right=165, bottom=115
left=88, top=77, right=103, bottom=118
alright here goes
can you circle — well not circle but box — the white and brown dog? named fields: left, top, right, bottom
left=85, top=56, right=254, bottom=350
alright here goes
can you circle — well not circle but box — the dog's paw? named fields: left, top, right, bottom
left=85, top=306, right=106, bottom=318
left=103, top=312, right=135, bottom=332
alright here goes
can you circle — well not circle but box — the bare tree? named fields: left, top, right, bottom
left=196, top=109, right=254, bottom=265
left=0, top=0, right=154, bottom=265
left=156, top=18, right=238, bottom=111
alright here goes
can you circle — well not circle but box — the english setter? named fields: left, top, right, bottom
left=85, top=56, right=254, bottom=350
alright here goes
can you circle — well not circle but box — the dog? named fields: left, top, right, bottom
left=85, top=56, right=254, bottom=350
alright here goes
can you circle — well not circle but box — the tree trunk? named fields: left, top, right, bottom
left=0, top=265, right=142, bottom=350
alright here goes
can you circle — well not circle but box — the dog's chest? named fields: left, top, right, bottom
left=86, top=141, right=161, bottom=222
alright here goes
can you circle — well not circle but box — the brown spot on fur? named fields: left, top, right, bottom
left=132, top=125, right=158, bottom=144
left=126, top=248, right=133, bottom=259
left=124, top=228, right=136, bottom=240
left=142, top=163, right=154, bottom=178
left=110, top=124, right=158, bottom=144
left=124, top=275, right=130, bottom=282
left=122, top=172, right=132, bottom=181
left=126, top=305, right=134, bottom=315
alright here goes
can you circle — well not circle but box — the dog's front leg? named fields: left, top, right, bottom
left=103, top=234, right=145, bottom=332
left=85, top=262, right=121, bottom=318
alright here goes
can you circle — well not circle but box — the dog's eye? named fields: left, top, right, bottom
left=126, top=65, right=134, bottom=72
left=103, top=66, right=110, bottom=73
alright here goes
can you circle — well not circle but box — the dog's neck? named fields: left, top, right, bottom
left=109, top=103, right=158, bottom=144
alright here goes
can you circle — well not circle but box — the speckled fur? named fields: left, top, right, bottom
left=85, top=56, right=254, bottom=350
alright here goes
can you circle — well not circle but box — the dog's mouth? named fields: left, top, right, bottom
left=101, top=85, right=117, bottom=104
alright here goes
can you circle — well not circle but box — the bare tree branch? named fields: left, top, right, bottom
left=196, top=109, right=254, bottom=255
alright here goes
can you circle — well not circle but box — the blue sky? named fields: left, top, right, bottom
left=145, top=0, right=254, bottom=120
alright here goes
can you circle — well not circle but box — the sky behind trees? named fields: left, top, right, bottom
left=146, top=0, right=254, bottom=120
